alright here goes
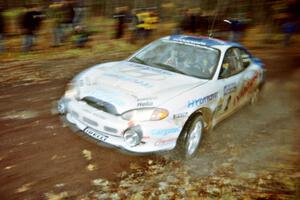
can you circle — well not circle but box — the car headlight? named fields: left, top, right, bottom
left=121, top=108, right=169, bottom=121
left=124, top=126, right=142, bottom=147
left=64, top=83, right=79, bottom=99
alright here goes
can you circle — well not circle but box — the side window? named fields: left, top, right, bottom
left=219, top=48, right=243, bottom=78
left=239, top=48, right=251, bottom=68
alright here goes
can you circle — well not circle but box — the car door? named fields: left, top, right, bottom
left=234, top=48, right=260, bottom=106
left=214, top=47, right=245, bottom=121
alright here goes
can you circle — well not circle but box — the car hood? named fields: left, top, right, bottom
left=76, top=61, right=207, bottom=114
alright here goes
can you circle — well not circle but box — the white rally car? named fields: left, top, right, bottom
left=58, top=35, right=264, bottom=158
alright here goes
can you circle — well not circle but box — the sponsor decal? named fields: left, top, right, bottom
left=137, top=97, right=157, bottom=107
left=154, top=138, right=177, bottom=146
left=170, top=35, right=226, bottom=46
left=214, top=98, right=224, bottom=114
left=84, top=127, right=108, bottom=142
left=119, top=66, right=167, bottom=81
left=173, top=112, right=188, bottom=119
left=224, top=83, right=237, bottom=95
left=137, top=97, right=157, bottom=101
left=235, top=72, right=259, bottom=103
left=139, top=66, right=173, bottom=76
left=78, top=78, right=98, bottom=87
left=224, top=96, right=232, bottom=111
left=102, top=72, right=152, bottom=88
left=187, top=92, right=218, bottom=108
left=137, top=101, right=153, bottom=107
left=171, top=38, right=206, bottom=46
left=150, top=128, right=180, bottom=136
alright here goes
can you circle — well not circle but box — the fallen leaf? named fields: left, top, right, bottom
left=240, top=172, right=257, bottom=179
left=16, top=182, right=34, bottom=193
left=17, top=142, right=25, bottom=146
left=158, top=182, right=169, bottom=191
left=45, top=191, right=69, bottom=200
left=95, top=193, right=110, bottom=199
left=148, top=160, right=153, bottom=165
left=206, top=186, right=221, bottom=195
left=46, top=125, right=55, bottom=129
left=54, top=183, right=65, bottom=188
left=82, top=149, right=92, bottom=161
left=86, top=164, right=96, bottom=171
left=258, top=178, right=265, bottom=185
left=92, top=178, right=109, bottom=186
left=51, top=155, right=58, bottom=160
left=117, top=171, right=127, bottom=178
left=4, top=165, right=15, bottom=170
left=129, top=192, right=144, bottom=200
left=129, top=162, right=140, bottom=170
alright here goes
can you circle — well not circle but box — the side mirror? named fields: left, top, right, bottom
left=243, top=61, right=250, bottom=68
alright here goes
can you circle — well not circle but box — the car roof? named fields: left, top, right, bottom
left=168, top=35, right=243, bottom=49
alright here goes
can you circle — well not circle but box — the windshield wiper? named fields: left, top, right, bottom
left=152, top=62, right=186, bottom=75
left=129, top=57, right=147, bottom=65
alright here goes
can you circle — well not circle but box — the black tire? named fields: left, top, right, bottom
left=176, top=114, right=204, bottom=159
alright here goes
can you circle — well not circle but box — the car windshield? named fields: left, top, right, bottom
left=129, top=39, right=220, bottom=79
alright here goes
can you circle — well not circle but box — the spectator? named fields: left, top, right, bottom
left=224, top=19, right=245, bottom=42
left=282, top=20, right=297, bottom=46
left=73, top=25, right=90, bottom=48
left=73, top=0, right=84, bottom=26
left=50, top=0, right=75, bottom=47
left=49, top=1, right=64, bottom=46
left=20, top=5, right=44, bottom=51
left=113, top=6, right=129, bottom=39
left=129, top=9, right=140, bottom=43
left=61, top=0, right=75, bottom=42
left=180, top=9, right=197, bottom=33
left=62, top=0, right=75, bottom=26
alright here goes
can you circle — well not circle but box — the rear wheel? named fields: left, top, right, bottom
left=177, top=115, right=204, bottom=159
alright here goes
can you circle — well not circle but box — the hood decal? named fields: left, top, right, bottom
left=102, top=72, right=153, bottom=88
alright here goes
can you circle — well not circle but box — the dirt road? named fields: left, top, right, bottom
left=0, top=46, right=299, bottom=199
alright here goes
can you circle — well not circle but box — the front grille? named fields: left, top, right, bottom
left=104, top=126, right=118, bottom=134
left=83, top=117, right=98, bottom=127
left=81, top=96, right=118, bottom=115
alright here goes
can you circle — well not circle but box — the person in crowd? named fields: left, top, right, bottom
left=134, top=9, right=158, bottom=40
left=129, top=9, right=141, bottom=43
left=60, top=0, right=75, bottom=42
left=73, top=0, right=84, bottom=26
left=62, top=0, right=75, bottom=27
left=20, top=5, right=44, bottom=51
left=73, top=25, right=90, bottom=48
left=282, top=20, right=297, bottom=46
left=50, top=0, right=75, bottom=47
left=224, top=19, right=245, bottom=42
left=50, top=1, right=64, bottom=46
left=113, top=6, right=129, bottom=39
left=180, top=9, right=197, bottom=33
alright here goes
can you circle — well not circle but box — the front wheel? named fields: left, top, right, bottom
left=177, top=115, right=204, bottom=159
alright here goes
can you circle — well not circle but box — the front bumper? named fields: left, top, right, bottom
left=58, top=97, right=180, bottom=153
